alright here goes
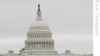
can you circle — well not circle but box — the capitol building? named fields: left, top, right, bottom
left=0, top=4, right=92, bottom=56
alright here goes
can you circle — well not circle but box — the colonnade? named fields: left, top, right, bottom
left=27, top=33, right=51, bottom=38
left=26, top=42, right=54, bottom=50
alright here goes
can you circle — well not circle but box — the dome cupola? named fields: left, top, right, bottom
left=29, top=4, right=50, bottom=31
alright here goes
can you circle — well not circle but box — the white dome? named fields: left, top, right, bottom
left=31, top=20, right=48, bottom=27
left=29, top=19, right=50, bottom=30
left=29, top=4, right=50, bottom=31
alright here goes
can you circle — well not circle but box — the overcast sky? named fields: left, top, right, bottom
left=0, top=0, right=92, bottom=54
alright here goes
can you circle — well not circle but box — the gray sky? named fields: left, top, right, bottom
left=0, top=0, right=92, bottom=54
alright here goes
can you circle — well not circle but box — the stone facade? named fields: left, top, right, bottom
left=20, top=4, right=56, bottom=55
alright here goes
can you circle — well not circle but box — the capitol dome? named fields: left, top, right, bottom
left=25, top=4, right=54, bottom=52
left=29, top=4, right=50, bottom=31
